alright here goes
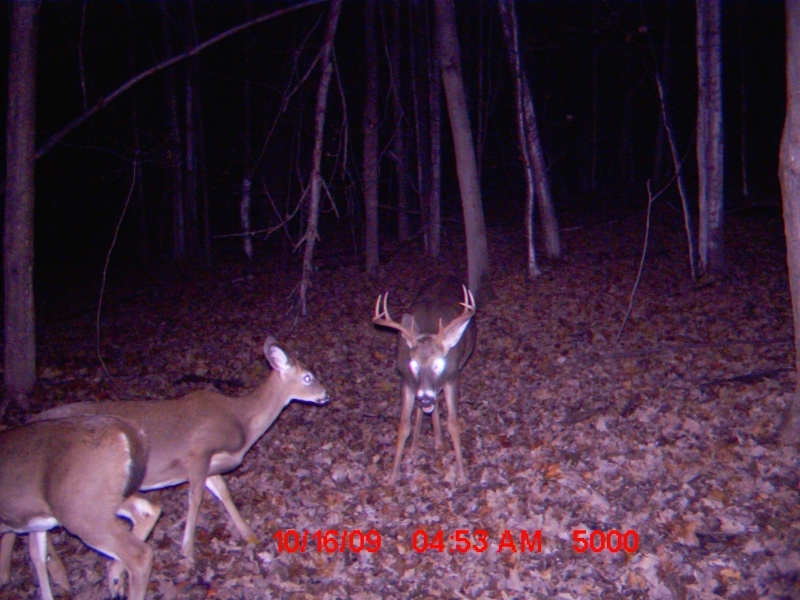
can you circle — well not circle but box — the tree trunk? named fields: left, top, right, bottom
left=299, top=0, right=343, bottom=315
left=696, top=0, right=725, bottom=276
left=363, top=0, right=379, bottom=276
left=780, top=0, right=800, bottom=445
left=160, top=3, right=185, bottom=261
left=242, top=3, right=253, bottom=262
left=736, top=3, right=749, bottom=200
left=497, top=0, right=561, bottom=271
left=195, top=102, right=211, bottom=260
left=183, top=0, right=201, bottom=258
left=391, top=0, right=409, bottom=242
left=127, top=19, right=150, bottom=260
left=4, top=0, right=39, bottom=403
left=655, top=73, right=697, bottom=281
left=409, top=0, right=431, bottom=255
left=240, top=176, right=253, bottom=261
left=652, top=3, right=674, bottom=189
left=184, top=66, right=200, bottom=257
left=434, top=0, right=490, bottom=296
left=428, top=10, right=442, bottom=259
left=497, top=0, right=540, bottom=278
left=590, top=3, right=599, bottom=196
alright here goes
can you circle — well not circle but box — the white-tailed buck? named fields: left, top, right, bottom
left=373, top=278, right=476, bottom=484
left=32, top=336, right=329, bottom=561
left=0, top=415, right=160, bottom=600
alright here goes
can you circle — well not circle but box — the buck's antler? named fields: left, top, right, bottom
left=373, top=292, right=418, bottom=341
left=436, top=285, right=476, bottom=339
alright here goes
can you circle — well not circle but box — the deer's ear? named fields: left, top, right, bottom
left=266, top=342, right=292, bottom=372
left=400, top=314, right=419, bottom=347
left=440, top=319, right=472, bottom=350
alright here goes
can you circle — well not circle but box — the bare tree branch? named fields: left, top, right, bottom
left=35, top=0, right=325, bottom=160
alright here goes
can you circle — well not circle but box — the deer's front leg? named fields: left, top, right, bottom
left=206, top=475, right=257, bottom=544
left=389, top=384, right=416, bottom=483
left=444, top=379, right=466, bottom=484
left=410, top=405, right=423, bottom=456
left=432, top=401, right=443, bottom=449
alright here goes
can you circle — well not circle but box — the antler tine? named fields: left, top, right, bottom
left=437, top=284, right=476, bottom=336
left=382, top=293, right=393, bottom=322
left=373, top=292, right=393, bottom=322
left=460, top=284, right=476, bottom=313
left=373, top=292, right=407, bottom=333
left=373, top=293, right=385, bottom=321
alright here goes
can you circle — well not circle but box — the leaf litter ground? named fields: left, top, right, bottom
left=1, top=208, right=798, bottom=599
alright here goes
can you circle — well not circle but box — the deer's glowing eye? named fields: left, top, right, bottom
left=409, top=359, right=420, bottom=376
left=432, top=357, right=446, bottom=375
left=303, top=374, right=313, bottom=385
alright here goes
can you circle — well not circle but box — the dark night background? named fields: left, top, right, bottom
left=1, top=3, right=800, bottom=599
left=0, top=1, right=788, bottom=282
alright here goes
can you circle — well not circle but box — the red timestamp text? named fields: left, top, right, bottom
left=411, top=529, right=543, bottom=553
left=572, top=529, right=639, bottom=553
left=272, top=529, right=382, bottom=553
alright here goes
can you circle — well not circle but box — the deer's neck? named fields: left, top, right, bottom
left=239, top=376, right=290, bottom=439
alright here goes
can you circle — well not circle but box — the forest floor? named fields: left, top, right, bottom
left=1, top=205, right=798, bottom=600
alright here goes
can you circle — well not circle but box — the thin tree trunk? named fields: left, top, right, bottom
left=299, top=0, right=343, bottom=315
left=161, top=3, right=185, bottom=261
left=779, top=0, right=800, bottom=445
left=497, top=0, right=539, bottom=278
left=655, top=73, right=697, bottom=281
left=127, top=15, right=149, bottom=260
left=364, top=0, right=379, bottom=276
left=497, top=0, right=561, bottom=269
left=196, top=102, right=211, bottom=260
left=183, top=0, right=201, bottom=258
left=475, top=0, right=489, bottom=179
left=736, top=3, right=749, bottom=200
left=409, top=0, right=431, bottom=255
left=4, top=0, right=39, bottom=403
left=78, top=0, right=88, bottom=110
left=241, top=176, right=253, bottom=260
left=696, top=0, right=725, bottom=276
left=428, top=5, right=442, bottom=259
left=391, top=0, right=409, bottom=241
left=524, top=74, right=561, bottom=260
left=241, top=1, right=253, bottom=262
left=434, top=0, right=490, bottom=296
left=184, top=67, right=200, bottom=257
left=590, top=3, right=599, bottom=196
left=652, top=3, right=673, bottom=188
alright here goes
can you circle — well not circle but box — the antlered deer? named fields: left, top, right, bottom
left=0, top=415, right=160, bottom=600
left=32, top=336, right=329, bottom=561
left=373, top=278, right=476, bottom=484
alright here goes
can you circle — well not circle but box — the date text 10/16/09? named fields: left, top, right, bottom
left=272, top=529, right=639, bottom=554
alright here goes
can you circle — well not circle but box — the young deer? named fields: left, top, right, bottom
left=0, top=415, right=160, bottom=600
left=373, top=278, right=476, bottom=484
left=32, top=336, right=329, bottom=561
